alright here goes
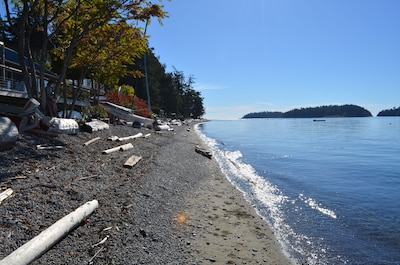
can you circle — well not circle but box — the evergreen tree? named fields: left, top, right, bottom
left=121, top=49, right=205, bottom=119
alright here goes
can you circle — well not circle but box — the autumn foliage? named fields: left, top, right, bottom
left=133, top=97, right=150, bottom=118
left=108, top=92, right=149, bottom=118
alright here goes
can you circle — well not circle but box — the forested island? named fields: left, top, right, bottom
left=377, top=107, right=400, bottom=116
left=242, top=104, right=372, bottom=119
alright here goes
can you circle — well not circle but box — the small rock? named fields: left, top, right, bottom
left=139, top=228, right=147, bottom=237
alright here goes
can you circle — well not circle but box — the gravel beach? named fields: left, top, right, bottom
left=0, top=120, right=292, bottom=264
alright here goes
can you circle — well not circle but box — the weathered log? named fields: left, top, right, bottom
left=83, top=137, right=101, bottom=146
left=36, top=145, right=66, bottom=150
left=0, top=188, right=13, bottom=205
left=154, top=124, right=171, bottom=131
left=102, top=143, right=134, bottom=154
left=123, top=155, right=142, bottom=168
left=195, top=145, right=212, bottom=159
left=143, top=133, right=151, bottom=139
left=107, top=136, right=119, bottom=141
left=0, top=200, right=99, bottom=265
left=117, top=133, right=143, bottom=141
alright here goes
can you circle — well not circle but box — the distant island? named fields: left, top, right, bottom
left=242, top=104, right=372, bottom=119
left=377, top=107, right=400, bottom=116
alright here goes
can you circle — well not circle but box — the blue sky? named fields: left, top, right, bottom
left=147, top=0, right=400, bottom=120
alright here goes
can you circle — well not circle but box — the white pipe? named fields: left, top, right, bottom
left=0, top=200, right=99, bottom=265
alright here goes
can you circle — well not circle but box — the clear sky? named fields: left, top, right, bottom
left=147, top=0, right=400, bottom=120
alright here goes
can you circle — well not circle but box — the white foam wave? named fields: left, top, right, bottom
left=299, top=194, right=337, bottom=219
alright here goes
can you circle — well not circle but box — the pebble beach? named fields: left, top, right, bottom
left=0, top=121, right=292, bottom=264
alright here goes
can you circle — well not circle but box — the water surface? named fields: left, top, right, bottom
left=196, top=117, right=400, bottom=264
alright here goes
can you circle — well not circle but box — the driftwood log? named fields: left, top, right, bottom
left=123, top=155, right=142, bottom=168
left=107, top=136, right=119, bottom=141
left=83, top=137, right=101, bottom=146
left=102, top=143, right=134, bottom=154
left=0, top=188, right=13, bottom=205
left=195, top=145, right=212, bottom=159
left=36, top=145, right=66, bottom=150
left=0, top=200, right=99, bottom=265
left=117, top=133, right=143, bottom=141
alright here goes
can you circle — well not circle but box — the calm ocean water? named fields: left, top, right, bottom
left=195, top=117, right=400, bottom=265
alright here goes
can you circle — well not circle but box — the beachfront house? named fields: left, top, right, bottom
left=0, top=41, right=58, bottom=102
left=0, top=41, right=90, bottom=115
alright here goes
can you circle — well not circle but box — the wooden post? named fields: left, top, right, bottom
left=0, top=200, right=99, bottom=265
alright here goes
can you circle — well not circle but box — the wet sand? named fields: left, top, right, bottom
left=179, top=124, right=293, bottom=264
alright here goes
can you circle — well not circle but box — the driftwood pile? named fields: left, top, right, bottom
left=0, top=123, right=208, bottom=263
left=0, top=132, right=148, bottom=263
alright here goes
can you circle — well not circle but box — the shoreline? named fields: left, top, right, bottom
left=184, top=125, right=293, bottom=264
left=0, top=121, right=292, bottom=264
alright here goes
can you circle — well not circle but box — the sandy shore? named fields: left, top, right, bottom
left=179, top=125, right=293, bottom=265
left=0, top=120, right=292, bottom=264
left=182, top=167, right=292, bottom=264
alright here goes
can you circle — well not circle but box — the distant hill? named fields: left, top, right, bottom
left=377, top=107, right=400, bottom=116
left=242, top=111, right=284, bottom=119
left=242, top=104, right=372, bottom=119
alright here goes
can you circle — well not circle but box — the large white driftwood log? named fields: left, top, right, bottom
left=102, top=143, right=134, bottom=154
left=0, top=200, right=99, bottom=265
left=0, top=188, right=13, bottom=205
